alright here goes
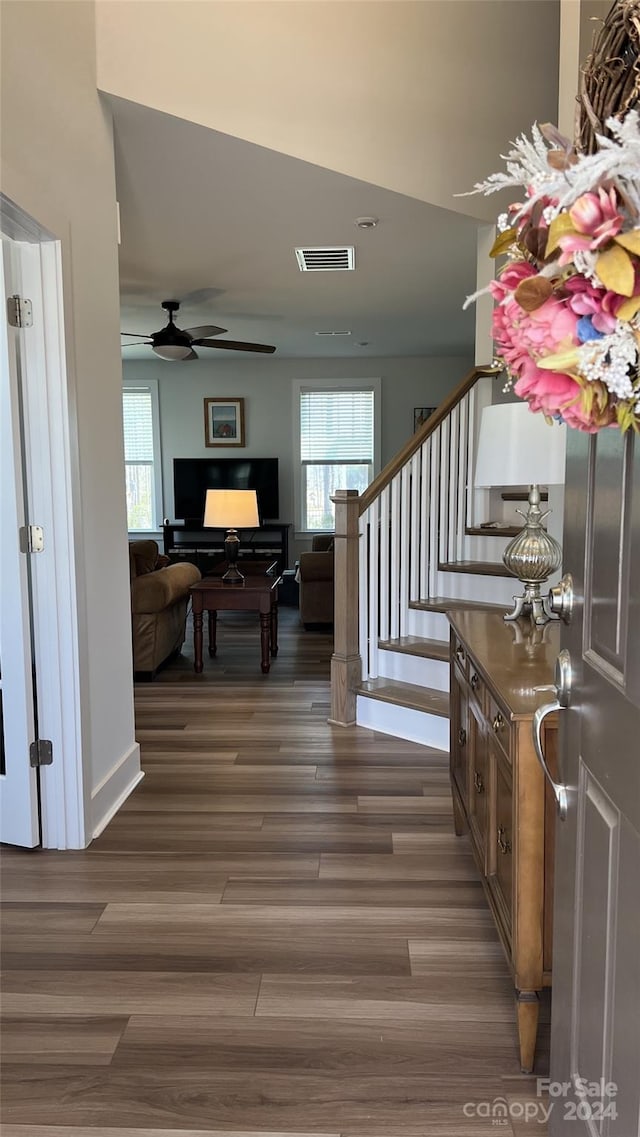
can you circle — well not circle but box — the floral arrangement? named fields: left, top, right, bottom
left=464, top=111, right=640, bottom=432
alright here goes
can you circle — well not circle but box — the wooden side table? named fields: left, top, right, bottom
left=190, top=574, right=281, bottom=674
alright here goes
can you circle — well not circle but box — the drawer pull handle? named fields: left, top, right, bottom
left=458, top=728, right=467, bottom=747
left=474, top=770, right=484, bottom=794
left=470, top=672, right=480, bottom=691
left=492, top=712, right=504, bottom=734
left=497, top=825, right=511, bottom=855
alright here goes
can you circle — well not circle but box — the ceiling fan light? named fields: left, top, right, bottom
left=153, top=344, right=192, bottom=361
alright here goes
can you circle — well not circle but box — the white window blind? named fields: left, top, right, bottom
left=123, top=385, right=160, bottom=531
left=299, top=388, right=375, bottom=530
left=300, top=389, right=374, bottom=462
left=123, top=389, right=154, bottom=463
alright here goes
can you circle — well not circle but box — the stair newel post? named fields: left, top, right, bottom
left=329, top=489, right=362, bottom=726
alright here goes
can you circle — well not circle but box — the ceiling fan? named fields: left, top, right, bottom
left=121, top=299, right=276, bottom=359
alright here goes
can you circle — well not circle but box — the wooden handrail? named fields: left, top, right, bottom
left=358, top=363, right=500, bottom=515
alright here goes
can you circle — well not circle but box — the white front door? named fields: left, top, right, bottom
left=0, top=240, right=40, bottom=847
left=544, top=429, right=640, bottom=1135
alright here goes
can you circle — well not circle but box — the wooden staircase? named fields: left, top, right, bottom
left=329, top=364, right=528, bottom=750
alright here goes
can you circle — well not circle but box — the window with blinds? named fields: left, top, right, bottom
left=122, top=385, right=160, bottom=531
left=299, top=388, right=375, bottom=530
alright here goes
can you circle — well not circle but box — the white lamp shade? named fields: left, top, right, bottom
left=153, top=344, right=192, bottom=360
left=474, top=402, right=567, bottom=488
left=203, top=488, right=260, bottom=528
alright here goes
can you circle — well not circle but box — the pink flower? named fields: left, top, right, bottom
left=513, top=364, right=600, bottom=432
left=558, top=188, right=624, bottom=263
left=556, top=233, right=595, bottom=265
left=495, top=260, right=537, bottom=293
left=569, top=187, right=623, bottom=247
left=490, top=283, right=578, bottom=378
left=563, top=275, right=622, bottom=334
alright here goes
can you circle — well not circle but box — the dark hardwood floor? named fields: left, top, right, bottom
left=1, top=607, right=549, bottom=1135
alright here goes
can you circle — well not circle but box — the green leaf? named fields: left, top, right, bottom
left=616, top=295, right=640, bottom=322
left=614, top=229, right=640, bottom=257
left=490, top=228, right=518, bottom=258
left=536, top=347, right=580, bottom=372
left=595, top=244, right=635, bottom=296
left=545, top=214, right=578, bottom=257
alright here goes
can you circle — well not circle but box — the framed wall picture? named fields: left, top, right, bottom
left=204, top=398, right=245, bottom=447
left=414, top=406, right=436, bottom=432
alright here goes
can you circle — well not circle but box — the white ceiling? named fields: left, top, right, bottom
left=111, top=96, right=480, bottom=361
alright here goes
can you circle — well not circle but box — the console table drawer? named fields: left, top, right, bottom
left=468, top=708, right=490, bottom=871
left=468, top=664, right=484, bottom=708
left=487, top=692, right=511, bottom=763
left=453, top=636, right=468, bottom=676
left=490, top=748, right=514, bottom=938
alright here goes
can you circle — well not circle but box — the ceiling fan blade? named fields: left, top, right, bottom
left=193, top=338, right=276, bottom=354
left=121, top=331, right=152, bottom=337
left=121, top=340, right=153, bottom=346
left=184, top=349, right=199, bottom=360
left=182, top=324, right=227, bottom=338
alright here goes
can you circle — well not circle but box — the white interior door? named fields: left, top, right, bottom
left=0, top=239, right=40, bottom=847
left=541, top=429, right=640, bottom=1135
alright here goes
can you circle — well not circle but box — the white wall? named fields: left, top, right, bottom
left=1, top=0, right=139, bottom=841
left=123, top=353, right=473, bottom=558
left=96, top=0, right=560, bottom=222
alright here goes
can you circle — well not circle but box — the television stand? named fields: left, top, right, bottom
left=163, top=521, right=290, bottom=576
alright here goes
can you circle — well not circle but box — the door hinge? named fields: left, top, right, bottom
left=7, top=295, right=33, bottom=328
left=30, top=739, right=53, bottom=767
left=19, top=525, right=44, bottom=554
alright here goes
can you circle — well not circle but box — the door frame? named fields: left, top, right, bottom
left=0, top=239, right=40, bottom=846
left=1, top=196, right=86, bottom=848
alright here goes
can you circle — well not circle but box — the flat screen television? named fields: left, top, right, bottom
left=173, top=457, right=280, bottom=523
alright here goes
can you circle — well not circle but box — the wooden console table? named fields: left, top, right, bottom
left=164, top=522, right=290, bottom=575
left=448, top=609, right=560, bottom=1074
left=190, top=575, right=281, bottom=674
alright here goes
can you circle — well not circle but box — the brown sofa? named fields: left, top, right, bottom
left=298, top=534, right=334, bottom=627
left=129, top=540, right=201, bottom=677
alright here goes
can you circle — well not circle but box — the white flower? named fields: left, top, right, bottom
left=459, top=111, right=640, bottom=222
left=578, top=324, right=639, bottom=400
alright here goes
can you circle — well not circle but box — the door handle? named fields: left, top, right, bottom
left=547, top=572, right=574, bottom=624
left=532, top=648, right=571, bottom=821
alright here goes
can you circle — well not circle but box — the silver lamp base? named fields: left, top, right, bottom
left=503, top=485, right=562, bottom=626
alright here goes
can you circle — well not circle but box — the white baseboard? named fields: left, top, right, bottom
left=356, top=695, right=449, bottom=752
left=91, top=742, right=143, bottom=840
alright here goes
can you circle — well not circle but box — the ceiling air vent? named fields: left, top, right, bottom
left=315, top=330, right=352, bottom=337
left=295, top=246, right=356, bottom=272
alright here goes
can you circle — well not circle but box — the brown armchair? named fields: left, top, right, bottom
left=129, top=540, right=201, bottom=677
left=298, top=535, right=334, bottom=627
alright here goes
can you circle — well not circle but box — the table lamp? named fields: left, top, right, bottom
left=203, top=488, right=260, bottom=584
left=474, top=402, right=566, bottom=624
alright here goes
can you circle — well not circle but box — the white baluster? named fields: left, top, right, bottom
left=390, top=474, right=400, bottom=640
left=358, top=511, right=369, bottom=679
left=439, top=416, right=450, bottom=567
left=448, top=404, right=460, bottom=563
left=368, top=496, right=380, bottom=676
left=409, top=451, right=420, bottom=602
left=429, top=428, right=440, bottom=598
left=379, top=485, right=390, bottom=641
left=400, top=464, right=410, bottom=637
left=457, top=394, right=469, bottom=561
left=420, top=437, right=430, bottom=602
